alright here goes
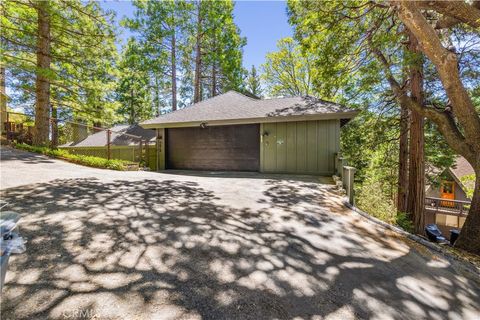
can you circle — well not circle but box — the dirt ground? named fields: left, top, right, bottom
left=1, top=147, right=479, bottom=320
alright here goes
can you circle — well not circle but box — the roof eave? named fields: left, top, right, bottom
left=140, top=111, right=359, bottom=129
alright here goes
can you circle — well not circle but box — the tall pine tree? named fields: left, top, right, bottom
left=117, top=38, right=152, bottom=124
left=245, top=65, right=262, bottom=97
left=1, top=0, right=118, bottom=145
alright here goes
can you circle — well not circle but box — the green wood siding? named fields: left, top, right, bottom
left=157, top=128, right=166, bottom=170
left=260, top=120, right=340, bottom=175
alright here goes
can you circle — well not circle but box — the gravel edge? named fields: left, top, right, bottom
left=343, top=200, right=480, bottom=279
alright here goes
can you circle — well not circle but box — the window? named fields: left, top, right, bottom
left=441, top=181, right=454, bottom=194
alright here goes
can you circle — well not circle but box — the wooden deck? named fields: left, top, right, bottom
left=424, top=197, right=470, bottom=239
left=424, top=197, right=470, bottom=216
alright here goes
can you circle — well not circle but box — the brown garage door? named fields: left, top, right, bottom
left=166, top=124, right=260, bottom=171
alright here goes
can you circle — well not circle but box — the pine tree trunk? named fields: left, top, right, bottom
left=50, top=104, right=58, bottom=148
left=155, top=76, right=160, bottom=116
left=130, top=88, right=135, bottom=124
left=0, top=6, right=7, bottom=127
left=193, top=1, right=202, bottom=103
left=397, top=104, right=409, bottom=212
left=212, top=62, right=216, bottom=97
left=0, top=66, right=5, bottom=102
left=171, top=32, right=177, bottom=111
left=1, top=67, right=6, bottom=130
left=211, top=36, right=217, bottom=97
left=406, top=33, right=425, bottom=234
left=34, top=1, right=51, bottom=146
left=455, top=168, right=480, bottom=254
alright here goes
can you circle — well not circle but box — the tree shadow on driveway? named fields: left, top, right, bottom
left=0, top=147, right=56, bottom=164
left=1, top=177, right=479, bottom=319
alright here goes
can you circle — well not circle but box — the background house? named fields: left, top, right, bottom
left=425, top=156, right=475, bottom=237
left=62, top=124, right=156, bottom=147
left=141, top=91, right=358, bottom=174
left=60, top=124, right=156, bottom=163
left=426, top=156, right=474, bottom=202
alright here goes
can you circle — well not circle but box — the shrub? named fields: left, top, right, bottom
left=356, top=181, right=398, bottom=225
left=356, top=180, right=414, bottom=232
left=13, top=143, right=135, bottom=171
left=396, top=212, right=414, bottom=233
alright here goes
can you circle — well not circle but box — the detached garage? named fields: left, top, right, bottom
left=141, top=91, right=358, bottom=175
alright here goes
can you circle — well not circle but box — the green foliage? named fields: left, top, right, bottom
left=424, top=121, right=456, bottom=185
left=123, top=0, right=193, bottom=112
left=396, top=212, right=414, bottom=233
left=262, top=37, right=315, bottom=97
left=460, top=174, right=476, bottom=199
left=1, top=0, right=120, bottom=125
left=356, top=180, right=398, bottom=225
left=14, top=143, right=134, bottom=171
left=245, top=65, right=262, bottom=97
left=340, top=111, right=399, bottom=184
left=116, top=38, right=153, bottom=124
left=356, top=180, right=413, bottom=232
left=124, top=0, right=245, bottom=108
left=192, top=0, right=247, bottom=98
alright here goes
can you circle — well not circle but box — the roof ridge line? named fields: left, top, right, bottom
left=228, top=90, right=259, bottom=102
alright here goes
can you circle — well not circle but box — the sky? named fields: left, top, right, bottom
left=99, top=0, right=293, bottom=69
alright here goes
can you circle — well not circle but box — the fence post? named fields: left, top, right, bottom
left=139, top=139, right=143, bottom=163
left=5, top=111, right=9, bottom=141
left=334, top=153, right=340, bottom=176
left=156, top=129, right=161, bottom=171
left=145, top=142, right=149, bottom=168
left=344, top=166, right=356, bottom=205
left=106, top=129, right=111, bottom=160
left=339, top=157, right=345, bottom=184
left=51, top=105, right=58, bottom=148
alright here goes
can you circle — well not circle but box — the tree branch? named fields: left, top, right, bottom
left=368, top=38, right=473, bottom=159
left=392, top=1, right=480, bottom=157
left=415, top=0, right=480, bottom=29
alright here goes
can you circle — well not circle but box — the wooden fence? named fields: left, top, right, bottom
left=425, top=197, right=471, bottom=215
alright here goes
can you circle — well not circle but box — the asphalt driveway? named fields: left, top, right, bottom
left=1, top=147, right=479, bottom=319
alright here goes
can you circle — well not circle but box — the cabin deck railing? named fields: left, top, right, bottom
left=425, top=197, right=470, bottom=216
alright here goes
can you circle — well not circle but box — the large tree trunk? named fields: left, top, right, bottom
left=407, top=109, right=425, bottom=234
left=34, top=1, right=51, bottom=146
left=193, top=2, right=202, bottom=103
left=397, top=104, right=409, bottom=212
left=171, top=26, right=177, bottom=111
left=455, top=169, right=480, bottom=252
left=406, top=31, right=425, bottom=235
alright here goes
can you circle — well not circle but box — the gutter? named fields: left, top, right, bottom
left=140, top=111, right=360, bottom=129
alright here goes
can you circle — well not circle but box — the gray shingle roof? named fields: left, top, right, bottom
left=141, top=91, right=358, bottom=128
left=63, top=124, right=156, bottom=147
left=450, top=156, right=475, bottom=192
